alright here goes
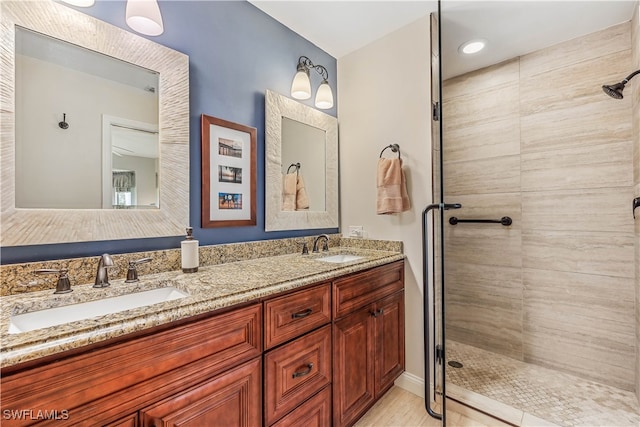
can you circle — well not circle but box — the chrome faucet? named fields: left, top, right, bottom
left=312, top=234, right=330, bottom=253
left=94, top=253, right=114, bottom=288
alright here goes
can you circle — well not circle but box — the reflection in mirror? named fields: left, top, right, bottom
left=281, top=117, right=325, bottom=211
left=103, top=117, right=159, bottom=209
left=15, top=26, right=159, bottom=210
left=265, top=89, right=338, bottom=232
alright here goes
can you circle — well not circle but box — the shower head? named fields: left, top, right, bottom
left=602, top=69, right=640, bottom=99
left=602, top=82, right=625, bottom=99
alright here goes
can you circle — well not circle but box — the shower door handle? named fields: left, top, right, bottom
left=422, top=202, right=462, bottom=421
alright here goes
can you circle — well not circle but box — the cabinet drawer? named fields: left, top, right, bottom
left=264, top=283, right=331, bottom=349
left=264, top=325, right=331, bottom=425
left=271, top=386, right=331, bottom=427
left=141, top=357, right=261, bottom=427
left=333, top=261, right=403, bottom=319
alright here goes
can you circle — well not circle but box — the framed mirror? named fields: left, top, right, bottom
left=1, top=0, right=189, bottom=246
left=265, top=89, right=338, bottom=231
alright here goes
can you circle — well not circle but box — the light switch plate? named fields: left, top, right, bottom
left=348, top=226, right=364, bottom=238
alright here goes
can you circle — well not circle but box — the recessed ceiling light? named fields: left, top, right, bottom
left=459, top=39, right=487, bottom=55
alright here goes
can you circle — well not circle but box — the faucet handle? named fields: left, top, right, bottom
left=300, top=242, right=309, bottom=255
left=125, top=257, right=153, bottom=283
left=34, top=268, right=72, bottom=294
left=322, top=241, right=329, bottom=252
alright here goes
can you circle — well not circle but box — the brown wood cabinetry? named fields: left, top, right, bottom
left=263, top=283, right=332, bottom=426
left=271, top=385, right=331, bottom=427
left=140, top=357, right=261, bottom=427
left=264, top=325, right=331, bottom=425
left=332, top=261, right=405, bottom=427
left=104, top=414, right=138, bottom=427
left=0, top=304, right=262, bottom=427
left=264, top=282, right=331, bottom=350
left=1, top=260, right=404, bottom=427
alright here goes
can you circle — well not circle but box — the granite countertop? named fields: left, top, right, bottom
left=0, top=247, right=404, bottom=368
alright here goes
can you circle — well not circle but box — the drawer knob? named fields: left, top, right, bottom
left=291, top=308, right=313, bottom=319
left=292, top=363, right=314, bottom=378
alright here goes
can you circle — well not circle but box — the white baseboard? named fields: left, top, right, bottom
left=394, top=372, right=426, bottom=398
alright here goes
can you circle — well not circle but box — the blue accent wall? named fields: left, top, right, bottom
left=2, top=1, right=338, bottom=264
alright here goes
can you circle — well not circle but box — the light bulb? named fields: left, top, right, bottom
left=459, top=39, right=486, bottom=55
left=291, top=70, right=311, bottom=100
left=315, top=80, right=333, bottom=109
left=126, top=0, right=164, bottom=36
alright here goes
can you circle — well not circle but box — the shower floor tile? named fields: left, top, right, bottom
left=446, top=341, right=640, bottom=426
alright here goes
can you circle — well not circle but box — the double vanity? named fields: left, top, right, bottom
left=1, top=238, right=405, bottom=426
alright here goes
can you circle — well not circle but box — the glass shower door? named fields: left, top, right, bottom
left=424, top=2, right=460, bottom=424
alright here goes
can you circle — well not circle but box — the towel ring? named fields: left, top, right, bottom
left=379, top=143, right=401, bottom=159
left=287, top=163, right=301, bottom=174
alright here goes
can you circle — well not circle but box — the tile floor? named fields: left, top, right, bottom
left=446, top=341, right=640, bottom=427
left=355, top=385, right=513, bottom=427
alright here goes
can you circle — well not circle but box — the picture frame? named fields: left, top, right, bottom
left=201, top=114, right=257, bottom=228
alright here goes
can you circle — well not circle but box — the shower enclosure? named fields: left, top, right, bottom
left=425, top=1, right=640, bottom=425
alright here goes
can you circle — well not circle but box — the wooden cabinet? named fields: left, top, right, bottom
left=263, top=283, right=332, bottom=426
left=264, top=283, right=331, bottom=350
left=271, top=385, right=331, bottom=427
left=264, top=325, right=331, bottom=425
left=1, top=260, right=404, bottom=427
left=104, top=414, right=137, bottom=427
left=332, top=261, right=405, bottom=427
left=1, top=304, right=262, bottom=427
left=140, top=357, right=261, bottom=427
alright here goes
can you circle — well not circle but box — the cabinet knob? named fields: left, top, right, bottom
left=371, top=309, right=384, bottom=318
left=291, top=308, right=313, bottom=319
left=292, top=363, right=314, bottom=378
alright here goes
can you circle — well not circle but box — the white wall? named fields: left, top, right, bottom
left=338, top=16, right=432, bottom=386
left=15, top=55, right=157, bottom=209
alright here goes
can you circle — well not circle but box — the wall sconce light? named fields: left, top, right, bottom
left=126, top=0, right=164, bottom=36
left=291, top=56, right=334, bottom=110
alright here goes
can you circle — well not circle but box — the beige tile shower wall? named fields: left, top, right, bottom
left=520, top=22, right=634, bottom=391
left=632, top=1, right=639, bottom=405
left=442, top=59, right=524, bottom=361
left=443, top=22, right=636, bottom=391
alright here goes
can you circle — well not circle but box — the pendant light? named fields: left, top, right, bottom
left=126, top=0, right=164, bottom=36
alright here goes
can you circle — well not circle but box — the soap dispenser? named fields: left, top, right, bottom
left=181, top=227, right=199, bottom=273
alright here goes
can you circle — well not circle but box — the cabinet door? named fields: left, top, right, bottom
left=140, top=357, right=261, bottom=427
left=332, top=306, right=375, bottom=427
left=374, top=291, right=405, bottom=397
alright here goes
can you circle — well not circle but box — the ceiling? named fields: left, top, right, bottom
left=249, top=0, right=637, bottom=79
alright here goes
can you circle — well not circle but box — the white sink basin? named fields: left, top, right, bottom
left=315, top=254, right=364, bottom=264
left=8, top=286, right=189, bottom=334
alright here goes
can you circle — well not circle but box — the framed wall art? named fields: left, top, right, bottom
left=201, top=114, right=256, bottom=227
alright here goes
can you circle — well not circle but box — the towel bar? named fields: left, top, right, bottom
left=449, top=216, right=512, bottom=226
left=286, top=163, right=300, bottom=174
